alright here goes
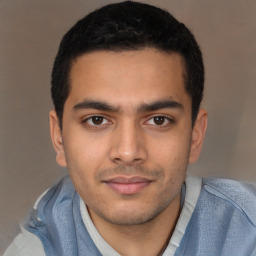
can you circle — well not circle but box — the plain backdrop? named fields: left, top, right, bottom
left=1, top=0, right=255, bottom=253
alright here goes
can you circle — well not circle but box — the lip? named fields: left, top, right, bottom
left=103, top=176, right=152, bottom=195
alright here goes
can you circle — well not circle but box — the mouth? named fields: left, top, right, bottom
left=103, top=176, right=152, bottom=195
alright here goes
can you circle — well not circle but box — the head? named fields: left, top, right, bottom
left=50, top=1, right=207, bottom=228
left=51, top=1, right=204, bottom=129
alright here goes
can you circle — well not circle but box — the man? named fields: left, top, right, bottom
left=4, top=1, right=256, bottom=255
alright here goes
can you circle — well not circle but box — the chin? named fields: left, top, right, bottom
left=99, top=201, right=170, bottom=226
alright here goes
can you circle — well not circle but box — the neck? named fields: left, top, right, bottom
left=89, top=192, right=181, bottom=256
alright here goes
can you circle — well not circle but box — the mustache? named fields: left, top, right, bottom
left=95, top=165, right=164, bottom=181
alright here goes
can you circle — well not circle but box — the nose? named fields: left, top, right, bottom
left=109, top=121, right=147, bottom=165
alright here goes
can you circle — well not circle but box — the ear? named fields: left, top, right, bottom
left=49, top=110, right=67, bottom=167
left=189, top=109, right=208, bottom=164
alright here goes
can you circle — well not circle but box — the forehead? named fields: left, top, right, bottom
left=67, top=49, right=190, bottom=109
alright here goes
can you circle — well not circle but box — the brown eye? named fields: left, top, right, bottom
left=146, top=116, right=173, bottom=127
left=91, top=116, right=104, bottom=125
left=153, top=116, right=165, bottom=125
left=85, top=116, right=109, bottom=126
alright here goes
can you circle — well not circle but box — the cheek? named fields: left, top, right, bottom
left=64, top=128, right=109, bottom=168
left=63, top=135, right=107, bottom=201
left=63, top=135, right=113, bottom=200
left=149, top=132, right=191, bottom=166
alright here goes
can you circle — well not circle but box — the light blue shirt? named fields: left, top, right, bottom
left=4, top=176, right=256, bottom=255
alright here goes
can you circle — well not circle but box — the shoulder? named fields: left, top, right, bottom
left=35, top=175, right=74, bottom=209
left=4, top=176, right=73, bottom=256
left=3, top=227, right=45, bottom=256
left=202, top=177, right=256, bottom=226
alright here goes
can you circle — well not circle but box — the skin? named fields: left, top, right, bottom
left=50, top=48, right=207, bottom=256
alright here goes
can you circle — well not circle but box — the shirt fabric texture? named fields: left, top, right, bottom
left=4, top=175, right=256, bottom=256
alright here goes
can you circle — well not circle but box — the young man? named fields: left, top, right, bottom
left=4, top=1, right=256, bottom=255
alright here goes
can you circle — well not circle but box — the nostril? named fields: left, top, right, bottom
left=112, top=155, right=146, bottom=166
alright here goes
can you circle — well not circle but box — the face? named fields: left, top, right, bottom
left=50, top=49, right=207, bottom=226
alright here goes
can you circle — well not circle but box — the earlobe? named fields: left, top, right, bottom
left=189, top=109, right=208, bottom=164
left=49, top=110, right=67, bottom=167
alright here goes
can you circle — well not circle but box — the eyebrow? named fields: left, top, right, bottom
left=137, top=99, right=183, bottom=112
left=72, top=99, right=183, bottom=113
left=73, top=100, right=119, bottom=112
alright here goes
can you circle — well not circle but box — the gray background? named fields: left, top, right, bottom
left=1, top=0, right=255, bottom=253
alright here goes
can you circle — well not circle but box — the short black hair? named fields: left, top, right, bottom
left=51, top=1, right=204, bottom=128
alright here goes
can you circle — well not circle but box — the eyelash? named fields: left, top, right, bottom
left=82, top=116, right=111, bottom=126
left=82, top=115, right=174, bottom=128
left=145, top=116, right=174, bottom=127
